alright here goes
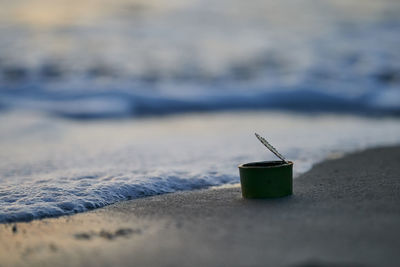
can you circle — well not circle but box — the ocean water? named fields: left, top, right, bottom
left=1, top=111, right=400, bottom=223
left=0, top=0, right=399, bottom=117
left=0, top=0, right=400, bottom=222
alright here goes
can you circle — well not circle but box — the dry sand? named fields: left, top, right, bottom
left=1, top=146, right=400, bottom=267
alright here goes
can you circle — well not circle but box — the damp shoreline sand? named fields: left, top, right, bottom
left=1, top=145, right=400, bottom=267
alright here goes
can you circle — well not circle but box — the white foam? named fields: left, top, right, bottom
left=0, top=111, right=399, bottom=222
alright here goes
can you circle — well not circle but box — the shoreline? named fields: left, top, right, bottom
left=1, top=145, right=400, bottom=266
left=2, top=111, right=400, bottom=223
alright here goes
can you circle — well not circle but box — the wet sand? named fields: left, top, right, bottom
left=1, top=146, right=400, bottom=267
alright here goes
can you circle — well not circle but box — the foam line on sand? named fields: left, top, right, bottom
left=1, top=146, right=400, bottom=267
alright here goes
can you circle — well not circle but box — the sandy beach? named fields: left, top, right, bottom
left=1, top=145, right=399, bottom=267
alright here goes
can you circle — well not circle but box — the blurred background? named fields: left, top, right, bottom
left=1, top=0, right=400, bottom=222
left=0, top=0, right=399, bottom=118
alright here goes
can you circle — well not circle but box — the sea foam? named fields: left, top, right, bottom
left=0, top=112, right=399, bottom=222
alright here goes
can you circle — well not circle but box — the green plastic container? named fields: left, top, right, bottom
left=238, top=161, right=293, bottom=199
